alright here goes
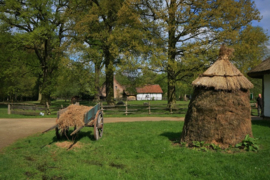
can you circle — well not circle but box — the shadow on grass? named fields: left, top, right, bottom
left=41, top=128, right=97, bottom=149
left=252, top=120, right=270, bottom=128
left=160, top=132, right=182, bottom=142
left=73, top=130, right=96, bottom=141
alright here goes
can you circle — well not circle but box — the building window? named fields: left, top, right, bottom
left=115, top=86, right=117, bottom=90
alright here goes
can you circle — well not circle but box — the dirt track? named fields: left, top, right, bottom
left=0, top=117, right=184, bottom=150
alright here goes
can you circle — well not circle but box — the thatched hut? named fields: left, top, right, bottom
left=180, top=45, right=254, bottom=148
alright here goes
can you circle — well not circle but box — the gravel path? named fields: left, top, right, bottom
left=0, top=117, right=184, bottom=150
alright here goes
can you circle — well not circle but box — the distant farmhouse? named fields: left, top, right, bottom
left=100, top=79, right=163, bottom=101
left=99, top=78, right=136, bottom=100
left=136, top=84, right=163, bottom=100
left=248, top=58, right=270, bottom=118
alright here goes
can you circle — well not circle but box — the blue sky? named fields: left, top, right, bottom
left=252, top=0, right=270, bottom=37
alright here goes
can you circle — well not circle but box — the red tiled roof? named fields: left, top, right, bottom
left=136, top=84, right=163, bottom=94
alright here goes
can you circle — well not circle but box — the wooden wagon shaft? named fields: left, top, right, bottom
left=42, top=124, right=58, bottom=133
left=85, top=119, right=95, bottom=127
left=70, top=126, right=84, bottom=136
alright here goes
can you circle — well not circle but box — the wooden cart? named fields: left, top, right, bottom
left=43, top=104, right=103, bottom=140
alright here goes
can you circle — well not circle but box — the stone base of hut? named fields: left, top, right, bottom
left=180, top=88, right=252, bottom=148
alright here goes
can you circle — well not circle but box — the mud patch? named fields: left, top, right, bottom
left=37, top=164, right=47, bottom=172
left=25, top=156, right=35, bottom=161
left=83, top=160, right=103, bottom=166
left=42, top=175, right=63, bottom=180
left=109, top=162, right=125, bottom=169
left=25, top=171, right=36, bottom=178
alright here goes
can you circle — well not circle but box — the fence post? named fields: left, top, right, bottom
left=8, top=104, right=10, bottom=114
left=101, top=102, right=104, bottom=114
left=125, top=101, right=128, bottom=116
left=148, top=101, right=151, bottom=115
left=46, top=102, right=51, bottom=115
left=170, top=103, right=173, bottom=114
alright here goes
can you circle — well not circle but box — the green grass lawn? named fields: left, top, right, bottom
left=1, top=120, right=270, bottom=179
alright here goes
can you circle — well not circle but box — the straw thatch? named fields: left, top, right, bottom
left=247, top=58, right=270, bottom=78
left=180, top=88, right=252, bottom=148
left=192, top=45, right=253, bottom=91
left=180, top=45, right=253, bottom=148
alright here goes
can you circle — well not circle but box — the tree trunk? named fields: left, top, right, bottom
left=39, top=66, right=52, bottom=105
left=167, top=0, right=177, bottom=108
left=94, top=64, right=100, bottom=102
left=41, top=93, right=51, bottom=105
left=38, top=92, right=42, bottom=101
left=104, top=47, right=114, bottom=105
left=105, top=61, right=114, bottom=105
left=167, top=73, right=176, bottom=107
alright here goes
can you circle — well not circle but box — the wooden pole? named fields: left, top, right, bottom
left=101, top=102, right=104, bottom=114
left=125, top=100, right=128, bottom=116
left=46, top=102, right=51, bottom=115
left=8, top=104, right=10, bottom=115
left=148, top=101, right=151, bottom=115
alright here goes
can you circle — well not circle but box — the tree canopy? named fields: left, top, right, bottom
left=133, top=0, right=263, bottom=106
left=0, top=0, right=72, bottom=104
left=0, top=0, right=268, bottom=104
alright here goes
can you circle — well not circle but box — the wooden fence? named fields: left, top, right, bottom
left=8, top=103, right=48, bottom=116
left=100, top=101, right=188, bottom=116
left=7, top=102, right=70, bottom=116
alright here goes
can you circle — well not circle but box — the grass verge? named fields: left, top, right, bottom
left=0, top=120, right=270, bottom=179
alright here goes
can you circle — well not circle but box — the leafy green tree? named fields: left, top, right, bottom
left=68, top=41, right=104, bottom=102
left=0, top=0, right=72, bottom=104
left=115, top=56, right=144, bottom=95
left=231, top=25, right=269, bottom=100
left=232, top=26, right=269, bottom=74
left=135, top=0, right=261, bottom=107
left=70, top=0, right=147, bottom=105
left=53, top=57, right=95, bottom=101
left=0, top=26, right=38, bottom=101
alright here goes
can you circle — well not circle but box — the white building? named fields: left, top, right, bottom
left=248, top=58, right=270, bottom=118
left=136, top=84, right=163, bottom=100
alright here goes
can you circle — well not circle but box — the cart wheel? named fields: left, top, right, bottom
left=94, top=113, right=103, bottom=140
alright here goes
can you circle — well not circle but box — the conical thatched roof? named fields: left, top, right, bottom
left=192, top=45, right=254, bottom=90
left=247, top=58, right=270, bottom=78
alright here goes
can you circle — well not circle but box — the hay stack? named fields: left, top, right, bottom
left=180, top=45, right=253, bottom=148
left=57, top=104, right=93, bottom=130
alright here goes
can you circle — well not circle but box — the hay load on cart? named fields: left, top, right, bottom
left=43, top=103, right=103, bottom=140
